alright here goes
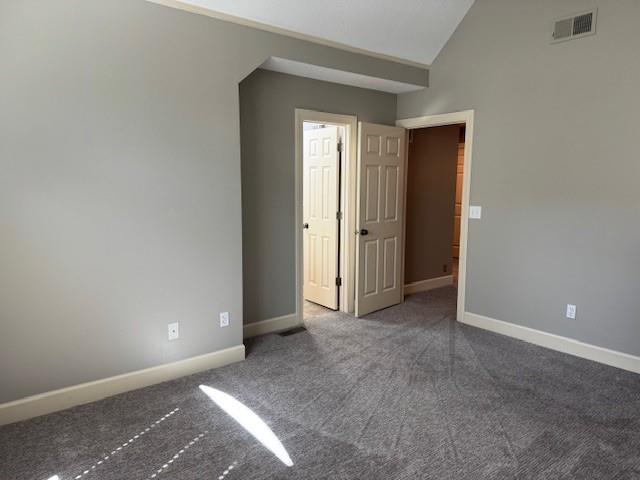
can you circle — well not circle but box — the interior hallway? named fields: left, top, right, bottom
left=2, top=288, right=639, bottom=479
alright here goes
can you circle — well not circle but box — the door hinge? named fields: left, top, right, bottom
left=335, top=277, right=342, bottom=287
left=337, top=141, right=343, bottom=153
left=336, top=211, right=343, bottom=220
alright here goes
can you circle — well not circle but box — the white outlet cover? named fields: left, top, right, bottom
left=168, top=322, right=179, bottom=341
left=220, top=312, right=230, bottom=327
left=469, top=206, right=482, bottom=219
left=566, top=304, right=577, bottom=319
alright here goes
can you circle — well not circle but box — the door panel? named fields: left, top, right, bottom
left=303, top=126, right=339, bottom=310
left=383, top=237, right=397, bottom=291
left=308, top=234, right=317, bottom=286
left=355, top=122, right=406, bottom=316
left=365, top=166, right=380, bottom=222
left=363, top=239, right=379, bottom=297
left=384, top=166, right=399, bottom=221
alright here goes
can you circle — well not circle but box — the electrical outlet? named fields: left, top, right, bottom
left=566, top=304, right=577, bottom=319
left=219, top=312, right=230, bottom=328
left=168, top=322, right=179, bottom=341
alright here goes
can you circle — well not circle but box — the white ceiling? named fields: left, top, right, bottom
left=171, top=0, right=475, bottom=65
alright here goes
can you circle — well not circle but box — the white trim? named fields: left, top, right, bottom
left=146, top=0, right=430, bottom=69
left=0, top=345, right=245, bottom=426
left=463, top=312, right=640, bottom=375
left=399, top=130, right=409, bottom=308
left=397, top=111, right=473, bottom=130
left=295, top=109, right=358, bottom=316
left=243, top=314, right=301, bottom=338
left=397, top=110, right=474, bottom=323
left=404, top=275, right=453, bottom=295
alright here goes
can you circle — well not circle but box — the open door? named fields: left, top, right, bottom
left=303, top=126, right=340, bottom=310
left=355, top=122, right=406, bottom=316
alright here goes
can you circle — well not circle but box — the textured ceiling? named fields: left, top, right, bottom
left=171, top=0, right=475, bottom=65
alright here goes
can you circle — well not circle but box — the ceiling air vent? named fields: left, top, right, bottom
left=551, top=9, right=597, bottom=43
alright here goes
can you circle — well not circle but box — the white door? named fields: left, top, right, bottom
left=303, top=126, right=340, bottom=310
left=355, top=122, right=406, bottom=316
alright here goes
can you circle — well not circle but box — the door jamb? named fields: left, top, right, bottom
left=396, top=110, right=475, bottom=323
left=295, top=109, right=358, bottom=319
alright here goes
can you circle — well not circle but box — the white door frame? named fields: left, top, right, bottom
left=396, top=110, right=475, bottom=323
left=295, top=109, right=358, bottom=318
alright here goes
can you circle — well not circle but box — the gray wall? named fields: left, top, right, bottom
left=0, top=0, right=422, bottom=403
left=240, top=69, right=397, bottom=324
left=398, top=0, right=640, bottom=356
left=404, top=126, right=459, bottom=284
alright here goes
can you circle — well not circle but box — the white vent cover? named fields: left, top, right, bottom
left=551, top=9, right=597, bottom=43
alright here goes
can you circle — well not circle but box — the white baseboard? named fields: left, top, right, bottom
left=0, top=345, right=245, bottom=426
left=404, top=275, right=453, bottom=295
left=243, top=313, right=301, bottom=338
left=462, top=312, right=640, bottom=375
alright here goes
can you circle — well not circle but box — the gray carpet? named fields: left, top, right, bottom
left=2, top=287, right=640, bottom=479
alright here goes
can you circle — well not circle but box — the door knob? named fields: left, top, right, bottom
left=359, top=229, right=369, bottom=236
left=303, top=223, right=309, bottom=229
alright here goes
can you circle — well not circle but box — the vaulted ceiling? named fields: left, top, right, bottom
left=170, top=0, right=475, bottom=65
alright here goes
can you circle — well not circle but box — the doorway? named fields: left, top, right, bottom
left=296, top=111, right=408, bottom=321
left=295, top=110, right=473, bottom=324
left=403, top=124, right=464, bottom=296
left=302, top=122, right=344, bottom=317
left=295, top=110, right=358, bottom=320
left=397, top=111, right=474, bottom=322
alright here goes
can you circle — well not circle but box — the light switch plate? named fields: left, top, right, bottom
left=469, top=206, right=482, bottom=219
